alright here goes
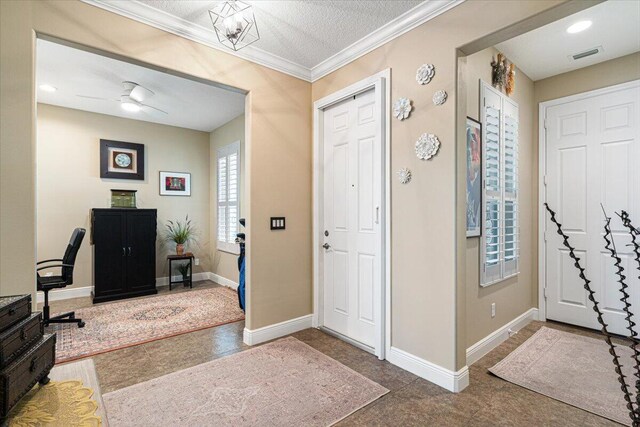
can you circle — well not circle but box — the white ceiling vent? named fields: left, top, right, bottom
left=570, top=46, right=603, bottom=61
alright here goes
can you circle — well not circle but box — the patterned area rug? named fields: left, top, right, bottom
left=7, top=380, right=102, bottom=426
left=51, top=287, right=244, bottom=363
left=104, top=337, right=389, bottom=426
left=490, top=326, right=632, bottom=426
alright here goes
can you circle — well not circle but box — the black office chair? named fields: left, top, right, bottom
left=37, top=228, right=86, bottom=328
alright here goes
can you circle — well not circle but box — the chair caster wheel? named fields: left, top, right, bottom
left=39, top=376, right=50, bottom=385
left=78, top=321, right=85, bottom=328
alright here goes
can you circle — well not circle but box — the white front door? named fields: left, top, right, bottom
left=544, top=81, right=640, bottom=335
left=322, top=88, right=381, bottom=349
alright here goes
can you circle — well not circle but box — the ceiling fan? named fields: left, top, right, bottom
left=77, top=81, right=167, bottom=114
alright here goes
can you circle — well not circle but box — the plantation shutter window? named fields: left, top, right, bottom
left=481, top=81, right=519, bottom=286
left=217, top=141, right=240, bottom=253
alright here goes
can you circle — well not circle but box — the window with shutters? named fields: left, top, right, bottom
left=480, top=81, right=519, bottom=286
left=216, top=141, right=240, bottom=254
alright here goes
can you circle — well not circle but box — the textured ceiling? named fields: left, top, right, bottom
left=36, top=39, right=245, bottom=132
left=496, top=0, right=640, bottom=81
left=136, top=0, right=423, bottom=69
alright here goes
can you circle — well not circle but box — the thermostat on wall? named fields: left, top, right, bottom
left=270, top=217, right=285, bottom=230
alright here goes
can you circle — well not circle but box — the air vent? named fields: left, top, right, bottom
left=571, top=46, right=603, bottom=61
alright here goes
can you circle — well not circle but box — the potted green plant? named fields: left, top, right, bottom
left=177, top=263, right=190, bottom=283
left=164, top=215, right=196, bottom=255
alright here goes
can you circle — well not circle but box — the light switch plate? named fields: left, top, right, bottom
left=270, top=217, right=285, bottom=230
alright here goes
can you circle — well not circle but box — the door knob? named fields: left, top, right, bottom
left=322, top=243, right=331, bottom=250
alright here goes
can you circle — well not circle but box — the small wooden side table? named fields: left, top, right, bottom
left=167, top=254, right=194, bottom=290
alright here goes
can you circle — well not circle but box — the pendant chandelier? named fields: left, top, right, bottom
left=209, top=0, right=260, bottom=51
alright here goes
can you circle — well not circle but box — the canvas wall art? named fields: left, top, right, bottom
left=466, top=117, right=482, bottom=237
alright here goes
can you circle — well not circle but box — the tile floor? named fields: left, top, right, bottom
left=45, top=281, right=620, bottom=426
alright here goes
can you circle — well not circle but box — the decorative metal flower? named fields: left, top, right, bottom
left=416, top=64, right=435, bottom=85
left=393, top=97, right=413, bottom=120
left=397, top=168, right=412, bottom=184
left=432, top=90, right=447, bottom=105
left=415, top=133, right=440, bottom=160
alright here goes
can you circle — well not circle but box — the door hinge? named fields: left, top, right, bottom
left=543, top=175, right=547, bottom=186
left=543, top=287, right=547, bottom=299
left=543, top=118, right=547, bottom=130
left=543, top=231, right=547, bottom=242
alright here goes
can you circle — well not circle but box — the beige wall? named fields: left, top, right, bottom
left=1, top=0, right=311, bottom=330
left=36, top=104, right=211, bottom=289
left=463, top=48, right=537, bottom=347
left=1, top=0, right=594, bottom=374
left=535, top=52, right=640, bottom=104
left=210, top=114, right=245, bottom=283
left=312, top=0, right=566, bottom=370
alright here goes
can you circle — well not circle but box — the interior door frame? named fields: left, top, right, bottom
left=312, top=69, right=391, bottom=360
left=537, top=79, right=640, bottom=322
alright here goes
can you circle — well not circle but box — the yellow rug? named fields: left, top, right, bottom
left=8, top=380, right=101, bottom=427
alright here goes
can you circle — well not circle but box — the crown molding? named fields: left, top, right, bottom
left=81, top=0, right=313, bottom=81
left=310, top=0, right=465, bottom=81
left=81, top=0, right=465, bottom=83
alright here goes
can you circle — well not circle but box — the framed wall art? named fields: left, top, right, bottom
left=100, top=139, right=145, bottom=180
left=466, top=117, right=482, bottom=237
left=159, top=171, right=191, bottom=196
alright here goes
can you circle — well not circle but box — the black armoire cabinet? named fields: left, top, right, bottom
left=92, top=209, right=158, bottom=303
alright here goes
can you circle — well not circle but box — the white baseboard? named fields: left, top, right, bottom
left=387, top=346, right=469, bottom=392
left=243, top=314, right=313, bottom=346
left=36, top=285, right=93, bottom=304
left=208, top=272, right=238, bottom=290
left=466, top=307, right=539, bottom=366
left=38, top=271, right=238, bottom=303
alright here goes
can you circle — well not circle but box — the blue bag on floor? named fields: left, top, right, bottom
left=238, top=257, right=245, bottom=311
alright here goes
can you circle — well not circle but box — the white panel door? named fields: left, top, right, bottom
left=545, top=82, right=640, bottom=335
left=322, top=89, right=380, bottom=348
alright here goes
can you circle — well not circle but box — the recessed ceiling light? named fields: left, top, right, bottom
left=567, top=20, right=592, bottom=34
left=39, top=84, right=57, bottom=93
left=121, top=102, right=141, bottom=113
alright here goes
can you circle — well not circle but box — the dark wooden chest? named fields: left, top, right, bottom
left=0, top=296, right=31, bottom=333
left=0, top=295, right=55, bottom=419
left=0, top=313, right=43, bottom=367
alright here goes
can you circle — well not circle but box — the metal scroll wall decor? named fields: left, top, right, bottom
left=545, top=203, right=640, bottom=426
left=490, top=53, right=516, bottom=96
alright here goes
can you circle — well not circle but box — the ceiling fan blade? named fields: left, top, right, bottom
left=130, top=84, right=154, bottom=102
left=76, top=95, right=119, bottom=102
left=141, top=104, right=168, bottom=115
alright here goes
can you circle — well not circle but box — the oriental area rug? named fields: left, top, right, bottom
left=490, top=326, right=633, bottom=426
left=50, top=287, right=244, bottom=363
left=103, top=337, right=389, bottom=426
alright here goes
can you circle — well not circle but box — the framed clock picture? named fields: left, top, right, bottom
left=100, top=139, right=145, bottom=180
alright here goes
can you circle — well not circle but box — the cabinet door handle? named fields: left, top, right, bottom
left=122, top=247, right=126, bottom=257
left=128, top=247, right=132, bottom=256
